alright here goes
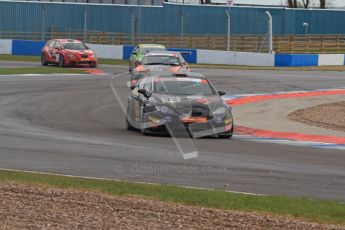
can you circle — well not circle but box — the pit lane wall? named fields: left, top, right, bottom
left=1, top=39, right=345, bottom=67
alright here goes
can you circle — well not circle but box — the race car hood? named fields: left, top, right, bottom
left=64, top=49, right=95, bottom=55
left=151, top=94, right=223, bottom=115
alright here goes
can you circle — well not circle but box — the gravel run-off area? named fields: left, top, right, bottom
left=289, top=101, right=345, bottom=132
left=0, top=182, right=344, bottom=229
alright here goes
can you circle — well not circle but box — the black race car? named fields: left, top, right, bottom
left=126, top=72, right=234, bottom=138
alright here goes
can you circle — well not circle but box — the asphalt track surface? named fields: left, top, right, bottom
left=0, top=61, right=345, bottom=200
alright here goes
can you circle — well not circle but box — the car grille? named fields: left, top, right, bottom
left=171, top=105, right=209, bottom=117
left=81, top=54, right=88, bottom=58
left=191, top=106, right=209, bottom=116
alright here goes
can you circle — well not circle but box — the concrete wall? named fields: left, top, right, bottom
left=197, top=50, right=274, bottom=66
left=197, top=50, right=235, bottom=65
left=1, top=39, right=345, bottom=67
left=234, top=52, right=274, bottom=66
left=86, top=44, right=123, bottom=59
left=318, top=54, right=344, bottom=66
left=0, top=39, right=12, bottom=54
left=12, top=40, right=45, bottom=56
left=275, top=54, right=319, bottom=67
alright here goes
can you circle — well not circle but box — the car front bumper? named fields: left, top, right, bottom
left=143, top=113, right=233, bottom=137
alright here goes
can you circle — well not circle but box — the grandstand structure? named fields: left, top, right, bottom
left=13, top=0, right=228, bottom=5
left=15, top=0, right=164, bottom=5
left=3, top=1, right=345, bottom=53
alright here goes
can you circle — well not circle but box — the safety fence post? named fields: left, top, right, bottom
left=266, top=11, right=273, bottom=54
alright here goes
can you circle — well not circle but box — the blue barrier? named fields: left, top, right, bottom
left=275, top=54, right=319, bottom=67
left=167, top=48, right=197, bottom=64
left=123, top=45, right=135, bottom=60
left=12, top=40, right=45, bottom=56
left=5, top=39, right=345, bottom=67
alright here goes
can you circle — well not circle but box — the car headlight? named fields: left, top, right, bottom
left=155, top=105, right=175, bottom=114
left=212, top=107, right=227, bottom=115
left=67, top=54, right=76, bottom=59
left=91, top=54, right=97, bottom=58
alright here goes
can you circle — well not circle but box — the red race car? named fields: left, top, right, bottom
left=41, top=39, right=98, bottom=67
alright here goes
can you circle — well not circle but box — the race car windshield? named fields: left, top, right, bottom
left=142, top=56, right=181, bottom=66
left=62, top=42, right=88, bottom=51
left=140, top=47, right=165, bottom=54
left=154, top=78, right=216, bottom=96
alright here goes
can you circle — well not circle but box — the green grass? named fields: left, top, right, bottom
left=99, top=58, right=127, bottom=65
left=0, top=169, right=344, bottom=225
left=0, top=54, right=127, bottom=66
left=0, top=67, right=85, bottom=75
left=2, top=54, right=345, bottom=71
left=0, top=54, right=40, bottom=62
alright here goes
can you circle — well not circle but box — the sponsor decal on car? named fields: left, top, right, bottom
left=148, top=116, right=161, bottom=124
left=181, top=116, right=208, bottom=123
left=161, top=97, right=181, bottom=104
left=224, top=118, right=232, bottom=125
left=195, top=98, right=210, bottom=104
left=224, top=124, right=233, bottom=131
left=155, top=77, right=208, bottom=84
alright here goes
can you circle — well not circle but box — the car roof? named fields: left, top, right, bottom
left=145, top=51, right=179, bottom=57
left=138, top=44, right=166, bottom=49
left=50, top=39, right=82, bottom=43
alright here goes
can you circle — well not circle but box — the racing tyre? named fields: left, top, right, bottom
left=41, top=54, right=48, bottom=66
left=141, top=123, right=148, bottom=136
left=58, top=55, right=65, bottom=67
left=218, top=125, right=233, bottom=139
left=140, top=111, right=148, bottom=135
left=125, top=114, right=135, bottom=131
left=129, top=62, right=132, bottom=73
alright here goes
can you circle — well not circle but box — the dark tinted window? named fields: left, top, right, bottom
left=142, top=55, right=181, bottom=66
left=48, top=41, right=55, bottom=48
left=144, top=78, right=152, bottom=92
left=138, top=78, right=147, bottom=90
left=62, top=42, right=88, bottom=50
left=132, top=46, right=139, bottom=54
left=139, top=47, right=165, bottom=54
left=53, top=42, right=61, bottom=49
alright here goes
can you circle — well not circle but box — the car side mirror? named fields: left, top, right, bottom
left=138, top=88, right=150, bottom=98
left=218, top=90, right=226, bottom=96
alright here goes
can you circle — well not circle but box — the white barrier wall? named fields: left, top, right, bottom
left=1, top=39, right=344, bottom=67
left=86, top=43, right=123, bottom=59
left=0, top=39, right=12, bottom=54
left=234, top=52, right=275, bottom=66
left=318, top=54, right=344, bottom=66
left=197, top=49, right=274, bottom=66
left=197, top=49, right=235, bottom=65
